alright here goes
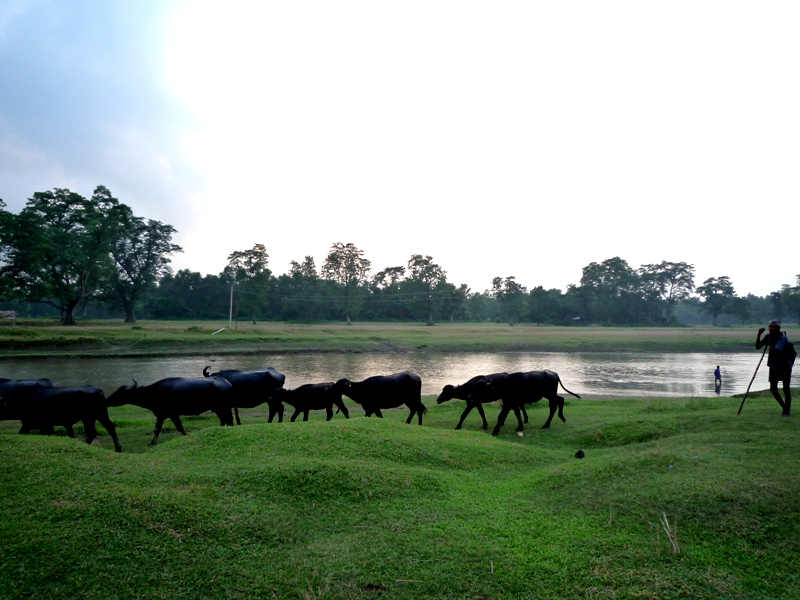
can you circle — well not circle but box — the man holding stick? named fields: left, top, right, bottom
left=756, top=320, right=793, bottom=417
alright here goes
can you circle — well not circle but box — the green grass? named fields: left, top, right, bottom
left=2, top=393, right=798, bottom=599
left=0, top=321, right=760, bottom=357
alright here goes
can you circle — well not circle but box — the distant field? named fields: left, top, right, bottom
left=0, top=320, right=763, bottom=357
left=1, top=394, right=798, bottom=598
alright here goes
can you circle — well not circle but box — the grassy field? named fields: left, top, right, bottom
left=0, top=320, right=762, bottom=357
left=1, top=392, right=798, bottom=599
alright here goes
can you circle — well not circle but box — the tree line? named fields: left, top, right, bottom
left=1, top=186, right=798, bottom=326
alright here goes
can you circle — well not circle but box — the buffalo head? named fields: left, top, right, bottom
left=436, top=384, right=456, bottom=404
left=106, top=379, right=138, bottom=407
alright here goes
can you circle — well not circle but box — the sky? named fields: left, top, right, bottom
left=1, top=1, right=798, bottom=297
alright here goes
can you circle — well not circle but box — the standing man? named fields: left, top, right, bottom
left=756, top=320, right=793, bottom=416
left=714, top=366, right=722, bottom=388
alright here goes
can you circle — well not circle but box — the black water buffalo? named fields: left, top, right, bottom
left=468, top=370, right=581, bottom=435
left=107, top=376, right=233, bottom=445
left=436, top=372, right=529, bottom=430
left=333, top=372, right=426, bottom=424
left=269, top=383, right=349, bottom=422
left=203, top=366, right=286, bottom=424
left=0, top=381, right=122, bottom=452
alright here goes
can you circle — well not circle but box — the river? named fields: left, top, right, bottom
left=0, top=351, right=770, bottom=398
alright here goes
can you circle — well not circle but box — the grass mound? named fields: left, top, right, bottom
left=2, top=396, right=799, bottom=598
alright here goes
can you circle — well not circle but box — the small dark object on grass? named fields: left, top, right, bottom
left=575, top=450, right=585, bottom=459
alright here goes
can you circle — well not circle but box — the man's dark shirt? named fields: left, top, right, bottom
left=756, top=331, right=793, bottom=371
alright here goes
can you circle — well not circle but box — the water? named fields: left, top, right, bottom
left=0, top=352, right=770, bottom=398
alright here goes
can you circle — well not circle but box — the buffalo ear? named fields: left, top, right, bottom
left=130, top=379, right=138, bottom=390
left=203, top=366, right=211, bottom=377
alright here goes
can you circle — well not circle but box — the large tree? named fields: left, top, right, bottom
left=639, top=261, right=695, bottom=325
left=321, top=242, right=371, bottom=325
left=224, top=244, right=271, bottom=324
left=578, top=257, right=644, bottom=324
left=3, top=187, right=117, bottom=324
left=780, top=275, right=800, bottom=324
left=0, top=200, right=15, bottom=300
left=491, top=276, right=528, bottom=325
left=105, top=191, right=182, bottom=323
left=364, top=266, right=407, bottom=320
left=696, top=276, right=736, bottom=326
left=278, top=256, right=320, bottom=321
left=403, top=254, right=447, bottom=326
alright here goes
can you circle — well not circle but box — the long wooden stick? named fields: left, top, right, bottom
left=738, top=344, right=768, bottom=415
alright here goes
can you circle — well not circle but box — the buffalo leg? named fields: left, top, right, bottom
left=171, top=415, right=188, bottom=435
left=492, top=405, right=513, bottom=436
left=475, top=403, right=489, bottom=429
left=303, top=411, right=310, bottom=422
left=456, top=403, right=476, bottom=429
left=417, top=403, right=425, bottom=425
left=512, top=406, right=524, bottom=432
left=334, top=400, right=349, bottom=419
left=96, top=411, right=123, bottom=452
left=326, top=406, right=334, bottom=421
left=556, top=395, right=566, bottom=423
left=290, top=409, right=301, bottom=422
left=18, top=422, right=32, bottom=434
left=374, top=409, right=384, bottom=418
left=268, top=404, right=283, bottom=423
left=84, top=420, right=98, bottom=445
left=150, top=417, right=165, bottom=445
left=217, top=409, right=234, bottom=426
left=234, top=406, right=241, bottom=425
left=521, top=405, right=529, bottom=424
left=541, top=399, right=558, bottom=429
left=64, top=424, right=75, bottom=438
left=406, top=409, right=415, bottom=424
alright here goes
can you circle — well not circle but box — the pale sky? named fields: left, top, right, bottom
left=1, top=1, right=798, bottom=296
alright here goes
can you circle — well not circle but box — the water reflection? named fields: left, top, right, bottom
left=0, top=351, right=770, bottom=398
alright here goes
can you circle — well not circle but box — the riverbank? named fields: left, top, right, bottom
left=0, top=320, right=761, bottom=358
left=1, top=395, right=798, bottom=598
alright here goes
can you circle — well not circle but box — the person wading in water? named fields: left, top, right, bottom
left=756, top=320, right=793, bottom=417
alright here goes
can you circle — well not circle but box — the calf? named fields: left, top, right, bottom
left=468, top=370, right=581, bottom=436
left=437, top=372, right=529, bottom=430
left=203, top=366, right=286, bottom=424
left=269, top=383, right=349, bottom=422
left=107, top=376, right=233, bottom=445
left=333, top=372, right=426, bottom=425
left=0, top=381, right=122, bottom=452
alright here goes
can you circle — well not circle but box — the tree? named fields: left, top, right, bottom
left=404, top=254, right=447, bottom=325
left=321, top=242, right=371, bottom=325
left=0, top=200, right=15, bottom=300
left=696, top=276, right=736, bottom=326
left=279, top=256, right=320, bottom=321
left=145, top=270, right=229, bottom=319
left=639, top=261, right=695, bottom=325
left=441, top=283, right=470, bottom=323
left=729, top=295, right=754, bottom=325
left=3, top=187, right=117, bottom=325
left=366, top=266, right=407, bottom=320
left=224, top=244, right=271, bottom=324
left=578, top=257, right=644, bottom=324
left=105, top=192, right=182, bottom=323
left=528, top=286, right=574, bottom=325
left=491, top=276, right=528, bottom=325
left=781, top=275, right=800, bottom=324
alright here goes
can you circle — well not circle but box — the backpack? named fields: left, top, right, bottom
left=782, top=333, right=797, bottom=366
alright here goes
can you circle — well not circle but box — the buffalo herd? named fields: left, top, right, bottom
left=0, top=367, right=581, bottom=452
